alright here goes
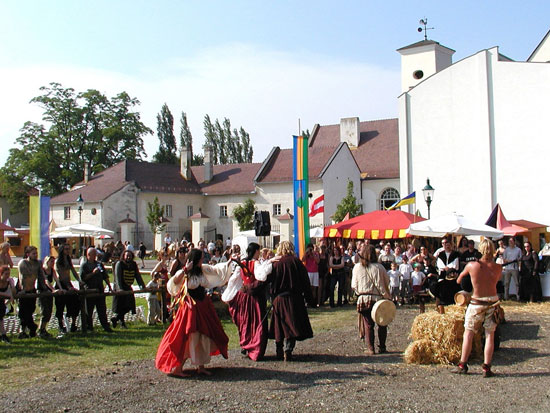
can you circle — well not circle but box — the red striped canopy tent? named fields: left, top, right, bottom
left=324, top=210, right=426, bottom=240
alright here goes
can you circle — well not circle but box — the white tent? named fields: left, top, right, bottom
left=232, top=230, right=280, bottom=253
left=52, top=223, right=115, bottom=237
left=310, top=227, right=324, bottom=238
left=407, top=212, right=504, bottom=238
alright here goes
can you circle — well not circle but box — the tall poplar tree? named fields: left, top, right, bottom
left=153, top=103, right=178, bottom=164
left=202, top=115, right=253, bottom=164
left=179, top=111, right=193, bottom=150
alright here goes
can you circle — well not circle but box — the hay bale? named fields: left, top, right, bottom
left=404, top=339, right=438, bottom=364
left=405, top=306, right=482, bottom=365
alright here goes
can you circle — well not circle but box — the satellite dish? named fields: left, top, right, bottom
left=418, top=27, right=423, bottom=32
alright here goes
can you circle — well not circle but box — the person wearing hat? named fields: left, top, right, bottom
left=352, top=244, right=391, bottom=355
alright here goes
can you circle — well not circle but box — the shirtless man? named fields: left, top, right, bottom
left=17, top=246, right=45, bottom=338
left=454, top=239, right=502, bottom=377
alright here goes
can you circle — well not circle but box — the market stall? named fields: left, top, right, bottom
left=324, top=210, right=426, bottom=240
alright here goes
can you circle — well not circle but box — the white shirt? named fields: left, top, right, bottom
left=399, top=263, right=413, bottom=280
left=503, top=246, right=522, bottom=271
left=388, top=269, right=401, bottom=288
left=412, top=270, right=425, bottom=286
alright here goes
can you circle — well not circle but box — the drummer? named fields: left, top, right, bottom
left=352, top=244, right=391, bottom=355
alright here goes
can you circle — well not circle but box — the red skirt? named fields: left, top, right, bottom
left=155, top=295, right=228, bottom=373
left=228, top=291, right=268, bottom=361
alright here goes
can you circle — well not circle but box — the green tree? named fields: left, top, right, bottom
left=0, top=83, right=151, bottom=207
left=179, top=111, right=193, bottom=150
left=203, top=115, right=253, bottom=164
left=146, top=196, right=166, bottom=235
left=192, top=154, right=204, bottom=166
left=232, top=198, right=256, bottom=231
left=153, top=103, right=178, bottom=164
left=333, top=180, right=362, bottom=223
left=203, top=114, right=218, bottom=164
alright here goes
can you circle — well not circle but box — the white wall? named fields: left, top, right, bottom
left=321, top=145, right=361, bottom=224
left=399, top=46, right=550, bottom=225
left=51, top=201, right=103, bottom=228
left=362, top=178, right=401, bottom=213
left=491, top=56, right=550, bottom=223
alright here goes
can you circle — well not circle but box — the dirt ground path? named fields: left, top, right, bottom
left=3, top=306, right=550, bottom=412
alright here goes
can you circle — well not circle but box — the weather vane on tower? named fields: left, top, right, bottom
left=418, top=18, right=434, bottom=41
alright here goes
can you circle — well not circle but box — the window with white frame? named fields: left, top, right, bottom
left=187, top=205, right=193, bottom=217
left=273, top=204, right=282, bottom=216
left=165, top=204, right=173, bottom=217
left=64, top=206, right=71, bottom=220
left=379, top=187, right=400, bottom=210
left=220, top=205, right=228, bottom=217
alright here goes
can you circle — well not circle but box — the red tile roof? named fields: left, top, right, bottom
left=51, top=162, right=129, bottom=204
left=310, top=119, right=399, bottom=179
left=51, top=160, right=262, bottom=204
left=193, top=163, right=262, bottom=195
left=255, top=146, right=335, bottom=183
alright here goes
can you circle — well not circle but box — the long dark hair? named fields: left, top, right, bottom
left=57, top=243, right=72, bottom=268
left=359, top=245, right=378, bottom=267
left=245, top=242, right=261, bottom=262
left=186, top=248, right=203, bottom=276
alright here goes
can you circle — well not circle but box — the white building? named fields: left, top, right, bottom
left=51, top=117, right=400, bottom=248
left=398, top=32, right=550, bottom=225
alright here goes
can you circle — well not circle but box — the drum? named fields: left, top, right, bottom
left=371, top=299, right=396, bottom=326
left=454, top=290, right=471, bottom=307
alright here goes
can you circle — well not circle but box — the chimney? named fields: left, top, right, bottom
left=340, top=117, right=360, bottom=147
left=204, top=146, right=213, bottom=183
left=180, top=145, right=192, bottom=180
left=84, top=161, right=90, bottom=183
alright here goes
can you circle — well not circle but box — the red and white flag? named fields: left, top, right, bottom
left=309, top=194, right=324, bottom=217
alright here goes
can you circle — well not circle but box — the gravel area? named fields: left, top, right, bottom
left=3, top=306, right=550, bottom=413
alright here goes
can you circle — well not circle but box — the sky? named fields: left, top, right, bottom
left=1, top=1, right=549, bottom=166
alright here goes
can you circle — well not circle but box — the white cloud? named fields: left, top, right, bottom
left=0, top=43, right=400, bottom=166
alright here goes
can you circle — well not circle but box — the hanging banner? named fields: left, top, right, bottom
left=29, top=194, right=51, bottom=260
left=293, top=135, right=310, bottom=258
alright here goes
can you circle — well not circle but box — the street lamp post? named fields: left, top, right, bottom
left=422, top=178, right=435, bottom=219
left=77, top=194, right=84, bottom=256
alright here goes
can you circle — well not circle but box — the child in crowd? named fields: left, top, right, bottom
left=411, top=264, right=426, bottom=294
left=399, top=255, right=413, bottom=305
left=0, top=265, right=13, bottom=342
left=146, top=273, right=162, bottom=325
left=388, top=262, right=401, bottom=304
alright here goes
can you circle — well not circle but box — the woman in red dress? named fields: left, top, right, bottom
left=222, top=242, right=273, bottom=361
left=155, top=248, right=232, bottom=377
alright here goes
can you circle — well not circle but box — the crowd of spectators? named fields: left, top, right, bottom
left=0, top=235, right=548, bottom=344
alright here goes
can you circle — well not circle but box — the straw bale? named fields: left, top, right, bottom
left=405, top=306, right=482, bottom=365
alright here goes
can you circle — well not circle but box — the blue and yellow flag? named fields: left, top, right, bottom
left=29, top=195, right=50, bottom=260
left=387, top=191, right=416, bottom=211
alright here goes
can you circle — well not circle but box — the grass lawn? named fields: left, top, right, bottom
left=1, top=299, right=357, bottom=390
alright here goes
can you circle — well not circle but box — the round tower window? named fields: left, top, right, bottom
left=413, top=70, right=424, bottom=80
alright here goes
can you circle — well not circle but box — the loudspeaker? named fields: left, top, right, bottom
left=254, top=211, right=271, bottom=236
